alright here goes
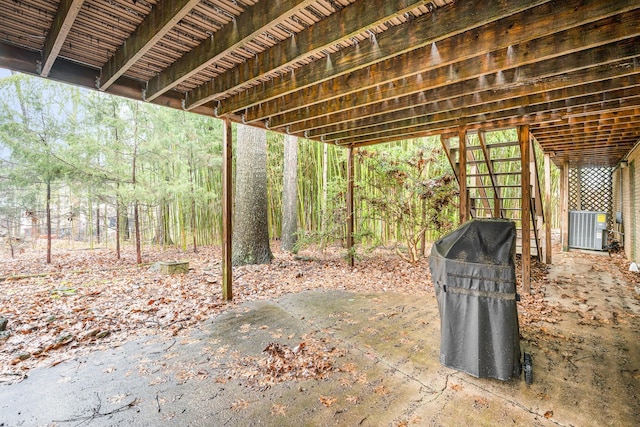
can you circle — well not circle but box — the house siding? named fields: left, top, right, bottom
left=620, top=143, right=640, bottom=263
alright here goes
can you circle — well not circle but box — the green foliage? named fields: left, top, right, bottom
left=0, top=73, right=223, bottom=254
left=0, top=72, right=560, bottom=265
left=356, top=138, right=458, bottom=263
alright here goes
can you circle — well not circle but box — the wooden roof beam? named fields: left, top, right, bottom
left=39, top=0, right=84, bottom=77
left=183, top=0, right=433, bottom=110
left=0, top=41, right=213, bottom=117
left=145, top=0, right=318, bottom=102
left=271, top=7, right=640, bottom=131
left=99, top=0, right=201, bottom=91
left=211, top=0, right=553, bottom=115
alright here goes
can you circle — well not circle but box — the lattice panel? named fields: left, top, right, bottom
left=569, top=167, right=614, bottom=227
left=569, top=168, right=579, bottom=210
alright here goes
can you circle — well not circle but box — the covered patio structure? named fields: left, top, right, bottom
left=1, top=0, right=639, bottom=293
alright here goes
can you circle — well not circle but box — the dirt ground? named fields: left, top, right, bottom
left=0, top=241, right=639, bottom=426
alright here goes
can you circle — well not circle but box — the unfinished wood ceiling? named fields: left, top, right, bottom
left=1, top=0, right=639, bottom=167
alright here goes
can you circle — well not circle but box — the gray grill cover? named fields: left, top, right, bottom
left=429, top=219, right=521, bottom=381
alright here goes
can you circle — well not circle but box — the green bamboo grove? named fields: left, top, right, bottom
left=0, top=73, right=559, bottom=261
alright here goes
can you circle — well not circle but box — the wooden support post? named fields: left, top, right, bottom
left=478, top=130, right=501, bottom=218
left=458, top=128, right=468, bottom=223
left=439, top=135, right=459, bottom=184
left=544, top=153, right=552, bottom=264
left=519, top=125, right=531, bottom=294
left=560, top=160, right=570, bottom=252
left=221, top=119, right=233, bottom=300
left=346, top=146, right=355, bottom=267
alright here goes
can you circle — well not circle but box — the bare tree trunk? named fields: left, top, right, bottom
left=132, top=104, right=142, bottom=264
left=115, top=193, right=121, bottom=259
left=96, top=205, right=100, bottom=244
left=232, top=125, right=272, bottom=265
left=321, top=143, right=329, bottom=250
left=46, top=180, right=52, bottom=264
left=281, top=134, right=298, bottom=252
left=419, top=196, right=427, bottom=257
left=134, top=201, right=141, bottom=264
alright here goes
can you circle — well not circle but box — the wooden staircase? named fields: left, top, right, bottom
left=441, top=129, right=545, bottom=260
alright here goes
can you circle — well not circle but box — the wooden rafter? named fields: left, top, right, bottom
left=0, top=41, right=212, bottom=117
left=184, top=0, right=432, bottom=110
left=146, top=0, right=318, bottom=102
left=40, top=0, right=84, bottom=77
left=99, top=0, right=201, bottom=91
left=477, top=131, right=502, bottom=218
left=214, top=0, right=550, bottom=116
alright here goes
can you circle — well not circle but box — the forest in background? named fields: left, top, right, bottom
left=0, top=73, right=558, bottom=264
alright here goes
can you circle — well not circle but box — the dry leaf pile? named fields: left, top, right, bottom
left=515, top=257, right=562, bottom=329
left=225, top=336, right=344, bottom=388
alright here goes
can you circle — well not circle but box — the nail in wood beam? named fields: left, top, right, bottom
left=222, top=119, right=233, bottom=300
left=519, top=125, right=531, bottom=294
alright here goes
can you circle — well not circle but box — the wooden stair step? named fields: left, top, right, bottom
left=486, top=140, right=519, bottom=148
left=492, top=157, right=521, bottom=163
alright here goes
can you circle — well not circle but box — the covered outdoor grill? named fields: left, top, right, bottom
left=429, top=219, right=526, bottom=381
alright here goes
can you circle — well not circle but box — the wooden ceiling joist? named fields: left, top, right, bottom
left=184, top=0, right=432, bottom=110
left=272, top=11, right=640, bottom=135
left=213, top=0, right=550, bottom=116
left=290, top=58, right=640, bottom=138
left=39, top=0, right=85, bottom=77
left=318, top=69, right=640, bottom=144
left=145, top=0, right=319, bottom=102
left=99, top=0, right=202, bottom=91
left=335, top=89, right=640, bottom=147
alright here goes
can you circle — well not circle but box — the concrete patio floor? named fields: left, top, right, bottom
left=1, top=251, right=638, bottom=426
